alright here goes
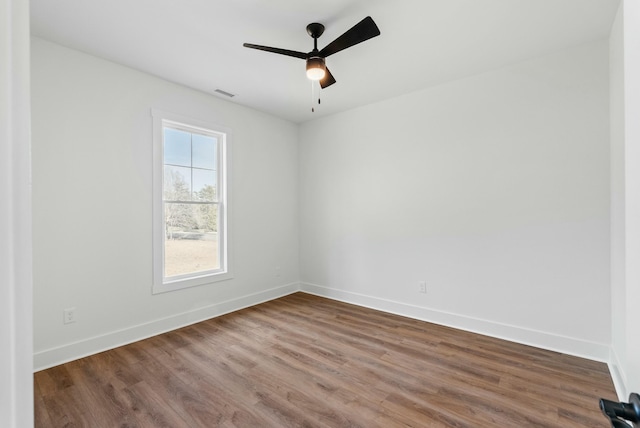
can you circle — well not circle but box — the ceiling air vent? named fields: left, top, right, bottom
left=214, top=89, right=235, bottom=98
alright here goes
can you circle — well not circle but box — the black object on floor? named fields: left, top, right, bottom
left=600, top=393, right=640, bottom=427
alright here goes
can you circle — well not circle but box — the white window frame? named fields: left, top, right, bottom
left=152, top=109, right=232, bottom=294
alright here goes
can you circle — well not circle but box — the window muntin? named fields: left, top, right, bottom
left=152, top=110, right=231, bottom=293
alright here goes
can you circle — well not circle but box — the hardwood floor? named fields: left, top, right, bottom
left=34, top=293, right=617, bottom=427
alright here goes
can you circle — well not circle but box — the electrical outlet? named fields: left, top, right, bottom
left=418, top=281, right=427, bottom=294
left=63, top=307, right=76, bottom=324
left=275, top=266, right=281, bottom=278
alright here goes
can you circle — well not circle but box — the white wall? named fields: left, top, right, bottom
left=299, top=40, right=611, bottom=360
left=609, top=2, right=627, bottom=397
left=623, top=0, right=640, bottom=397
left=610, top=0, right=640, bottom=398
left=0, top=0, right=33, bottom=426
left=31, top=38, right=299, bottom=369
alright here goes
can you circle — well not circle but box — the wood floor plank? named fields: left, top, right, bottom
left=64, top=359, right=140, bottom=427
left=34, top=292, right=617, bottom=427
left=131, top=354, right=228, bottom=427
left=121, top=381, right=191, bottom=428
left=33, top=373, right=59, bottom=427
left=41, top=385, right=101, bottom=427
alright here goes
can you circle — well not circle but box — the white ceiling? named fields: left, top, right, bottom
left=30, top=0, right=619, bottom=123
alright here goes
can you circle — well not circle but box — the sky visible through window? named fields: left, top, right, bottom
left=164, top=127, right=217, bottom=200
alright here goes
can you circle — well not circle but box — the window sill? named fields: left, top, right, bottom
left=152, top=271, right=234, bottom=294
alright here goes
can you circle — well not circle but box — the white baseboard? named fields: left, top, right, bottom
left=34, top=282, right=299, bottom=371
left=608, top=348, right=628, bottom=400
left=35, top=281, right=614, bottom=377
left=299, top=282, right=611, bottom=363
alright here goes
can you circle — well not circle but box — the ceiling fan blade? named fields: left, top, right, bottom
left=242, top=43, right=307, bottom=60
left=320, top=67, right=336, bottom=89
left=318, top=16, right=380, bottom=58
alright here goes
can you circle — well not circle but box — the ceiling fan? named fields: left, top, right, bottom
left=243, top=16, right=381, bottom=90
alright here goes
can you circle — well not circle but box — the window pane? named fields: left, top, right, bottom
left=164, top=128, right=191, bottom=167
left=164, top=203, right=219, bottom=277
left=192, top=169, right=216, bottom=201
left=192, top=134, right=216, bottom=169
left=164, top=165, right=192, bottom=201
left=194, top=203, right=218, bottom=233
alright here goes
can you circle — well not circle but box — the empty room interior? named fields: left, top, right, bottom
left=3, top=0, right=640, bottom=426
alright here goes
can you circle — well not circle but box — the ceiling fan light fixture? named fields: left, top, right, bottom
left=306, top=57, right=326, bottom=81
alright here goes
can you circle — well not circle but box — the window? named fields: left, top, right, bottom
left=152, top=110, right=231, bottom=293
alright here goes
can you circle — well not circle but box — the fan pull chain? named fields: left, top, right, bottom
left=311, top=81, right=321, bottom=112
left=310, top=81, right=323, bottom=112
